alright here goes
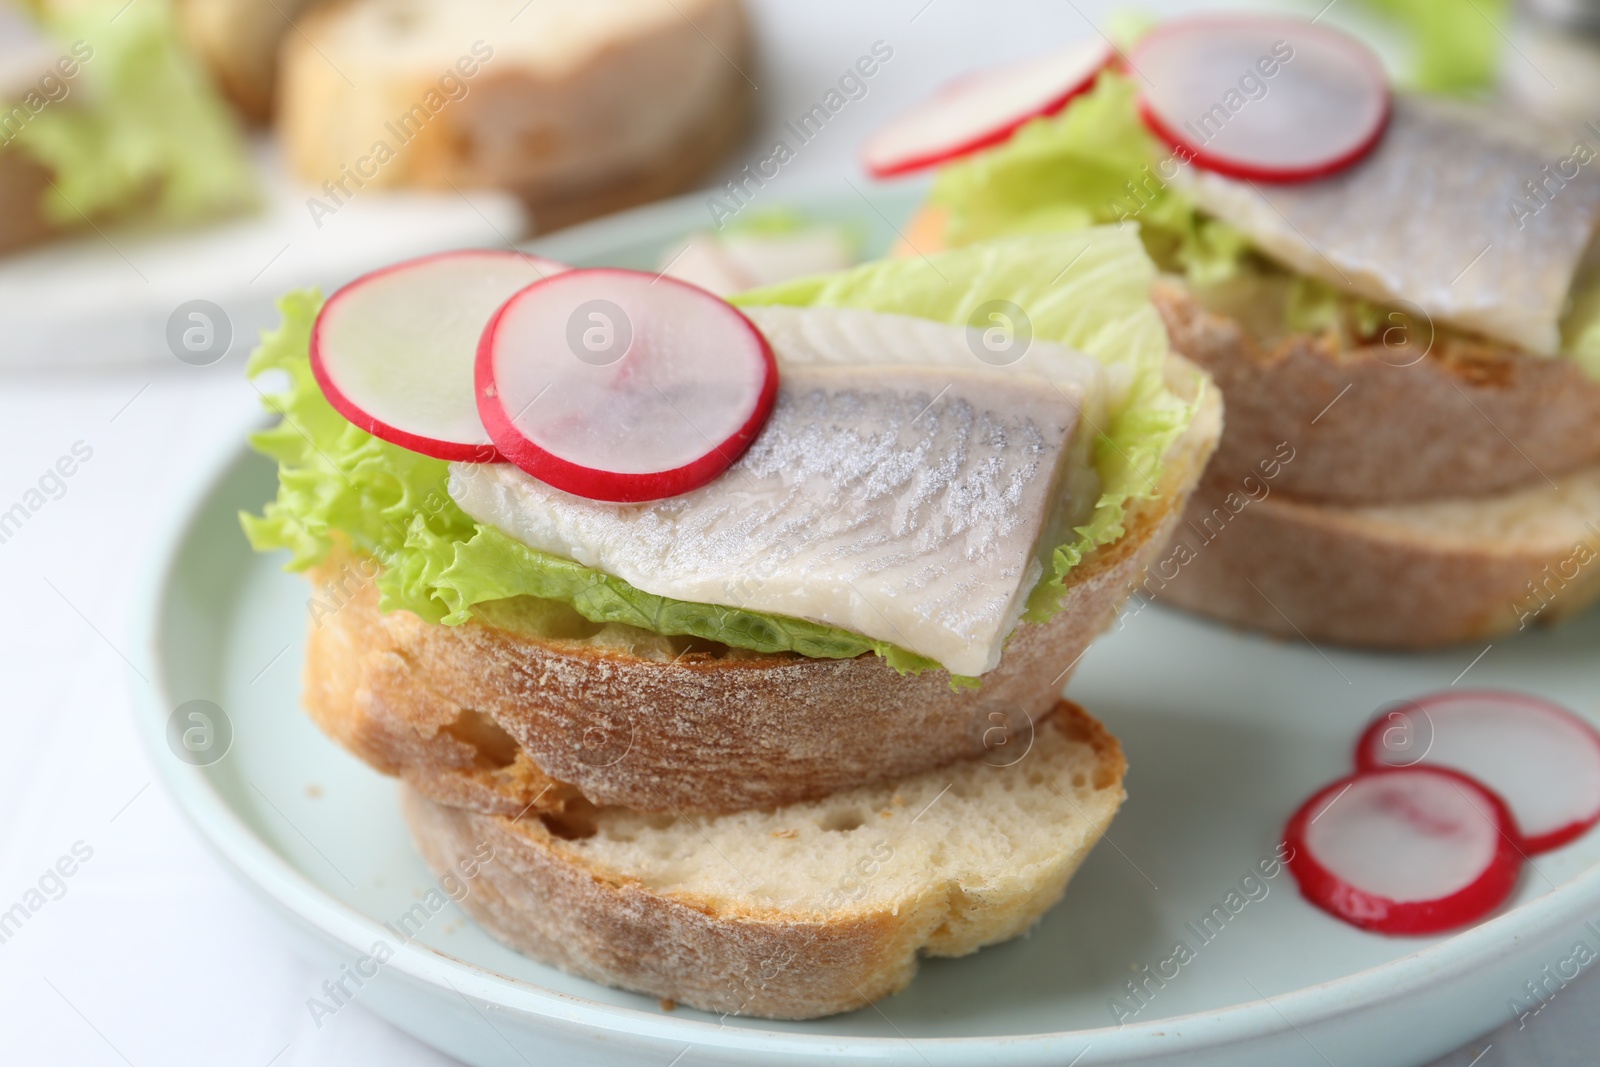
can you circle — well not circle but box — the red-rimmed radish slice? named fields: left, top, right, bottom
left=1356, top=690, right=1600, bottom=854
left=862, top=40, right=1113, bottom=178
left=476, top=268, right=778, bottom=502
left=311, top=250, right=568, bottom=461
left=1284, top=767, right=1523, bottom=936
left=1131, top=14, right=1390, bottom=182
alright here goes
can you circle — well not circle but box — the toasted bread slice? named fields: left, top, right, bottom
left=402, top=700, right=1125, bottom=1019
left=300, top=356, right=1218, bottom=814
left=276, top=0, right=752, bottom=231
left=1153, top=465, right=1600, bottom=648
left=174, top=0, right=324, bottom=123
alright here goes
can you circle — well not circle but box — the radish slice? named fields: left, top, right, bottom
left=862, top=40, right=1113, bottom=178
left=1284, top=767, right=1523, bottom=936
left=311, top=250, right=568, bottom=462
left=1356, top=691, right=1600, bottom=854
left=1131, top=15, right=1390, bottom=182
left=476, top=268, right=778, bottom=502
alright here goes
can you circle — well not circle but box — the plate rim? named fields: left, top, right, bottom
left=126, top=185, right=1600, bottom=1065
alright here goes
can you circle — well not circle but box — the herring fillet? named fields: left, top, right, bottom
left=451, top=309, right=1103, bottom=677
left=1173, top=95, right=1600, bottom=355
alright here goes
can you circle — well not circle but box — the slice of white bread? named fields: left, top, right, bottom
left=1154, top=465, right=1600, bottom=648
left=276, top=0, right=752, bottom=231
left=300, top=356, right=1219, bottom=815
left=901, top=204, right=1600, bottom=505
left=174, top=0, right=325, bottom=122
left=402, top=700, right=1125, bottom=1019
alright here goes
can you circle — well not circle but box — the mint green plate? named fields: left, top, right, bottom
left=131, top=182, right=1600, bottom=1067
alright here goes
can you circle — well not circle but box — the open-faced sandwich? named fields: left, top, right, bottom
left=273, top=0, right=754, bottom=232
left=872, top=11, right=1600, bottom=648
left=242, top=226, right=1220, bottom=1017
left=0, top=0, right=254, bottom=255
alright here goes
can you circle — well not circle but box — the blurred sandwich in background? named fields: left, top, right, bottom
left=0, top=0, right=255, bottom=255
left=272, top=0, right=754, bottom=231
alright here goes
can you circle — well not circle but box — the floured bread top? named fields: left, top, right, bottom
left=450, top=306, right=1106, bottom=676
left=1174, top=95, right=1600, bottom=355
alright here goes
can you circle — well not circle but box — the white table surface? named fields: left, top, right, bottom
left=0, top=1, right=1592, bottom=1063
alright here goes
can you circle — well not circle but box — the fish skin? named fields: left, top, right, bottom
left=451, top=308, right=1101, bottom=677
left=1173, top=95, right=1600, bottom=355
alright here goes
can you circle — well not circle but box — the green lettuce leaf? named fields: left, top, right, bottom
left=243, top=227, right=1197, bottom=675
left=929, top=71, right=1250, bottom=286
left=1355, top=0, right=1505, bottom=95
left=1564, top=270, right=1600, bottom=381
left=13, top=0, right=255, bottom=227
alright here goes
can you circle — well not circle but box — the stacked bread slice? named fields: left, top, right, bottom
left=1149, top=281, right=1600, bottom=648
left=899, top=79, right=1600, bottom=650
left=291, top=361, right=1220, bottom=1018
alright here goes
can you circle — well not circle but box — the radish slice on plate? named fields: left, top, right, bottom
left=311, top=250, right=568, bottom=462
left=476, top=268, right=778, bottom=502
left=862, top=40, right=1113, bottom=178
left=1131, top=14, right=1390, bottom=182
left=1356, top=690, right=1600, bottom=854
left=1284, top=767, right=1523, bottom=936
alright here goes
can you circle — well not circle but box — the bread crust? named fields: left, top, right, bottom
left=276, top=0, right=752, bottom=232
left=400, top=702, right=1125, bottom=1019
left=0, top=148, right=56, bottom=256
left=175, top=0, right=323, bottom=122
left=1153, top=473, right=1600, bottom=648
left=1154, top=277, right=1600, bottom=506
left=300, top=360, right=1219, bottom=814
left=305, top=486, right=1170, bottom=814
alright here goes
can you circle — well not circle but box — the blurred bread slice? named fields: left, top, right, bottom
left=174, top=0, right=324, bottom=122
left=402, top=700, right=1126, bottom=1019
left=0, top=147, right=54, bottom=255
left=1152, top=278, right=1600, bottom=505
left=1155, top=464, right=1600, bottom=648
left=0, top=1, right=59, bottom=253
left=277, top=0, right=752, bottom=231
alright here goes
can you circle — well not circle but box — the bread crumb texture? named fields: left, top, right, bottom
left=402, top=703, right=1126, bottom=1018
